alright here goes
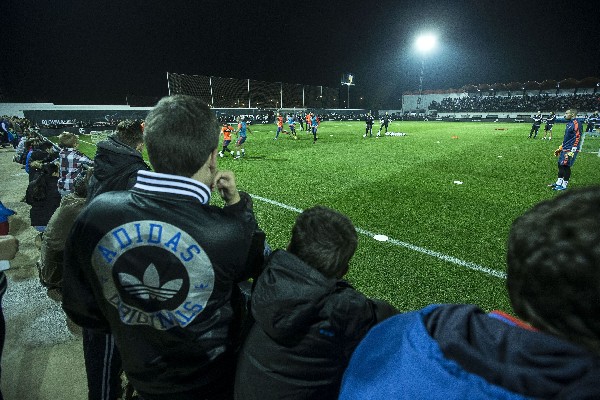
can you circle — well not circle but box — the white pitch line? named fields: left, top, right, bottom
left=250, top=194, right=506, bottom=279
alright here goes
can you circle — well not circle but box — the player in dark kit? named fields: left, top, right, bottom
left=378, top=112, right=390, bottom=136
left=364, top=113, right=374, bottom=137
left=529, top=111, right=542, bottom=138
left=542, top=111, right=556, bottom=140
left=586, top=111, right=598, bottom=132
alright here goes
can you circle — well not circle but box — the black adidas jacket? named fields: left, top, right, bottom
left=62, top=170, right=265, bottom=398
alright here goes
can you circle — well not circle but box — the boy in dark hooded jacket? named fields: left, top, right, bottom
left=235, top=206, right=397, bottom=400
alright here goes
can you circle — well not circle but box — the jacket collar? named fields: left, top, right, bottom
left=133, top=170, right=211, bottom=204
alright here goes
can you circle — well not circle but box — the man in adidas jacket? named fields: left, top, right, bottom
left=62, top=95, right=266, bottom=400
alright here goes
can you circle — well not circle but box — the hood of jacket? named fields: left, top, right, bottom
left=425, top=304, right=600, bottom=399
left=251, top=250, right=337, bottom=343
left=93, top=135, right=145, bottom=181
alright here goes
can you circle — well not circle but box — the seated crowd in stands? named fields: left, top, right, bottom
left=430, top=93, right=599, bottom=113
left=3, top=100, right=600, bottom=400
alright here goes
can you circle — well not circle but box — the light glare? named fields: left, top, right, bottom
left=416, top=34, right=437, bottom=53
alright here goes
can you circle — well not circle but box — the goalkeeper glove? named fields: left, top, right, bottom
left=567, top=151, right=575, bottom=158
left=553, top=148, right=561, bottom=156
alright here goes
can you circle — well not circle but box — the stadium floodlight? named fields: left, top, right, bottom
left=416, top=34, right=437, bottom=54
left=341, top=73, right=355, bottom=109
left=415, top=33, right=437, bottom=111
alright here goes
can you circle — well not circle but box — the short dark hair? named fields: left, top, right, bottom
left=58, top=132, right=78, bottom=148
left=288, top=206, right=358, bottom=279
left=114, top=119, right=144, bottom=149
left=507, top=187, right=600, bottom=354
left=143, top=95, right=219, bottom=177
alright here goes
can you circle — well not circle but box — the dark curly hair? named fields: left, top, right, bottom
left=288, top=206, right=358, bottom=279
left=507, top=187, right=600, bottom=354
left=114, top=119, right=144, bottom=149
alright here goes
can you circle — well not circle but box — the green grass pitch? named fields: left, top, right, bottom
left=72, top=120, right=600, bottom=313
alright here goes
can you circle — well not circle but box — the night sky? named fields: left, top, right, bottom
left=2, top=0, right=599, bottom=108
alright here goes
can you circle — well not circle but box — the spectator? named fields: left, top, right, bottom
left=339, top=187, right=600, bottom=400
left=62, top=94, right=266, bottom=400
left=0, top=234, right=19, bottom=400
left=38, top=166, right=92, bottom=291
left=81, top=119, right=150, bottom=400
left=0, top=117, right=11, bottom=147
left=27, top=141, right=59, bottom=181
left=235, top=206, right=397, bottom=400
left=57, top=132, right=92, bottom=196
left=87, top=119, right=150, bottom=199
left=0, top=201, right=16, bottom=236
left=25, top=162, right=62, bottom=237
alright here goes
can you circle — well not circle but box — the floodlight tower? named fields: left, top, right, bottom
left=415, top=34, right=437, bottom=110
left=341, top=73, right=355, bottom=109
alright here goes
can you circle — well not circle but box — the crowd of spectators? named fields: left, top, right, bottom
left=430, top=93, right=599, bottom=113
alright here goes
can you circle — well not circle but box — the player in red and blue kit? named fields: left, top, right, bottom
left=549, top=109, right=582, bottom=191
left=274, top=114, right=284, bottom=140
left=219, top=122, right=235, bottom=157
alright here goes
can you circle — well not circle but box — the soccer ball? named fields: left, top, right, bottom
left=363, top=134, right=367, bottom=138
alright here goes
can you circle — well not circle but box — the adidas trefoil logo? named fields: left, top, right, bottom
left=119, top=263, right=183, bottom=301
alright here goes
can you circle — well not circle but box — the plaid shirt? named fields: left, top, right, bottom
left=57, top=148, right=92, bottom=192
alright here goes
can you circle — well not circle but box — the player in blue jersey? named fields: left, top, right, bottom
left=310, top=113, right=319, bottom=144
left=287, top=115, right=297, bottom=139
left=542, top=111, right=556, bottom=140
left=235, top=116, right=251, bottom=159
left=528, top=111, right=543, bottom=138
left=549, top=109, right=582, bottom=191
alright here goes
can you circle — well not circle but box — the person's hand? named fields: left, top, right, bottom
left=213, top=170, right=241, bottom=205
left=567, top=151, right=574, bottom=158
left=0, top=235, right=19, bottom=260
left=553, top=148, right=561, bottom=156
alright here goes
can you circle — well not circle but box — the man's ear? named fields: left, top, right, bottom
left=208, top=148, right=218, bottom=172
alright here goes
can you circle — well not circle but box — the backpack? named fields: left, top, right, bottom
left=26, top=174, right=48, bottom=203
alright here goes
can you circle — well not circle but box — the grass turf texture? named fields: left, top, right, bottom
left=69, top=121, right=600, bottom=313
